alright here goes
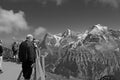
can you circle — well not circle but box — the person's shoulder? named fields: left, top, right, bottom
left=20, top=40, right=27, bottom=45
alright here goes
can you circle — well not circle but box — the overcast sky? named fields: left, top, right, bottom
left=0, top=0, right=120, bottom=44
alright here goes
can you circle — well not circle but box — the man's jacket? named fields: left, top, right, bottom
left=18, top=40, right=36, bottom=63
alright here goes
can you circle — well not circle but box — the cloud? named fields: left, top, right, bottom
left=54, top=0, right=66, bottom=5
left=53, top=0, right=120, bottom=7
left=33, top=27, right=47, bottom=39
left=35, top=0, right=67, bottom=5
left=0, top=8, right=29, bottom=33
left=86, top=0, right=120, bottom=8
left=6, top=0, right=67, bottom=6
left=5, top=0, right=120, bottom=7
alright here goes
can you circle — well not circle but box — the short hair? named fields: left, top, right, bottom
left=26, top=34, right=33, bottom=40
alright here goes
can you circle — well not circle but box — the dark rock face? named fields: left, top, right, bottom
left=99, top=75, right=116, bottom=80
left=3, top=47, right=13, bottom=60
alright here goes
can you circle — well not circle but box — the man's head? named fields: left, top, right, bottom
left=26, top=34, right=34, bottom=42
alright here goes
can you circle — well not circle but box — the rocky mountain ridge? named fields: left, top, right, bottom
left=44, top=24, right=120, bottom=80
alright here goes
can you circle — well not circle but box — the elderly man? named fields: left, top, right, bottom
left=18, top=34, right=36, bottom=80
left=0, top=40, right=3, bottom=73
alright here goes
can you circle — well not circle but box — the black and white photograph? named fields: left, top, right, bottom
left=0, top=0, right=120, bottom=80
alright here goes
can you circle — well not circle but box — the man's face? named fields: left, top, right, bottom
left=29, top=37, right=33, bottom=42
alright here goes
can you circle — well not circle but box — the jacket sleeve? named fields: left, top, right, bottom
left=18, top=42, right=28, bottom=62
left=0, top=46, right=3, bottom=56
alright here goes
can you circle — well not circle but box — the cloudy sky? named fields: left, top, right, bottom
left=0, top=0, right=120, bottom=44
